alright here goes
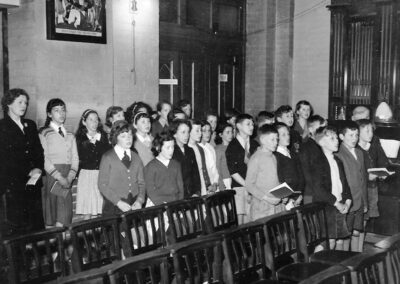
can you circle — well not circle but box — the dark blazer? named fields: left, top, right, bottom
left=0, top=115, right=44, bottom=232
left=337, top=144, right=367, bottom=212
left=172, top=144, right=201, bottom=197
left=311, top=153, right=352, bottom=207
left=226, top=138, right=259, bottom=188
left=275, top=151, right=305, bottom=192
left=298, top=138, right=324, bottom=198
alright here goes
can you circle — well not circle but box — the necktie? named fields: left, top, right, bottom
left=122, top=151, right=131, bottom=169
left=58, top=127, right=64, bottom=138
left=197, top=145, right=211, bottom=188
left=244, top=140, right=250, bottom=164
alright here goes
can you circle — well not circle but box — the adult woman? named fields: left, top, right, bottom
left=0, top=88, right=44, bottom=236
left=294, top=100, right=313, bottom=140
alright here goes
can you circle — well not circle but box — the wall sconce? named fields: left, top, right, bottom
left=130, top=0, right=137, bottom=12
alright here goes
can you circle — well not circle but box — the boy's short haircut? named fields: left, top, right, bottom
left=315, top=126, right=337, bottom=143
left=258, top=124, right=278, bottom=137
left=274, top=122, right=289, bottom=132
left=339, top=121, right=359, bottom=135
left=275, top=105, right=293, bottom=118
left=355, top=119, right=373, bottom=129
left=110, top=120, right=133, bottom=146
left=189, top=119, right=202, bottom=128
left=205, top=111, right=218, bottom=119
left=178, top=99, right=190, bottom=109
left=224, top=108, right=241, bottom=120
left=257, top=111, right=274, bottom=123
left=307, top=115, right=326, bottom=128
left=236, top=113, right=253, bottom=125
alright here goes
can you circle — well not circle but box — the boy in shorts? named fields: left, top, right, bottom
left=337, top=121, right=367, bottom=252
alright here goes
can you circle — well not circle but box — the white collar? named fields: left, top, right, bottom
left=277, top=146, right=291, bottom=158
left=359, top=142, right=371, bottom=151
left=236, top=134, right=249, bottom=150
left=87, top=132, right=101, bottom=143
left=136, top=133, right=152, bottom=143
left=156, top=156, right=170, bottom=167
left=114, top=144, right=131, bottom=160
left=50, top=121, right=66, bottom=135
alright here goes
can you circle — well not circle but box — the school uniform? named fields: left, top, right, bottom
left=144, top=158, right=184, bottom=205
left=312, top=152, right=352, bottom=239
left=226, top=137, right=259, bottom=215
left=76, top=133, right=110, bottom=215
left=39, top=123, right=79, bottom=226
left=134, top=133, right=154, bottom=166
left=215, top=144, right=232, bottom=190
left=275, top=146, right=305, bottom=192
left=0, top=115, right=44, bottom=235
left=299, top=138, right=324, bottom=203
left=98, top=146, right=145, bottom=216
left=172, top=144, right=201, bottom=197
left=151, top=120, right=168, bottom=138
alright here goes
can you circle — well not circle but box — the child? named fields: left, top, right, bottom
left=198, top=120, right=219, bottom=193
left=132, top=112, right=154, bottom=166
left=356, top=119, right=389, bottom=250
left=39, top=98, right=79, bottom=227
left=223, top=108, right=240, bottom=136
left=294, top=100, right=313, bottom=140
left=298, top=115, right=326, bottom=204
left=313, top=126, right=352, bottom=250
left=126, top=101, right=152, bottom=124
left=275, top=105, right=302, bottom=153
left=337, top=121, right=367, bottom=252
left=245, top=125, right=284, bottom=221
left=98, top=120, right=145, bottom=215
left=170, top=119, right=201, bottom=198
left=215, top=123, right=233, bottom=191
left=145, top=132, right=184, bottom=205
left=226, top=114, right=259, bottom=224
left=75, top=109, right=110, bottom=220
left=104, top=106, right=124, bottom=137
left=206, top=112, right=218, bottom=147
left=187, top=120, right=209, bottom=195
left=177, top=99, right=192, bottom=119
left=170, top=108, right=186, bottom=121
left=257, top=111, right=275, bottom=127
left=151, top=101, right=171, bottom=137
left=274, top=122, right=304, bottom=209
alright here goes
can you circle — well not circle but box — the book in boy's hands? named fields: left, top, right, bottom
left=269, top=182, right=301, bottom=199
left=50, top=181, right=69, bottom=198
left=367, top=168, right=395, bottom=177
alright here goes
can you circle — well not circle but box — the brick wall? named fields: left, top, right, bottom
left=7, top=0, right=159, bottom=129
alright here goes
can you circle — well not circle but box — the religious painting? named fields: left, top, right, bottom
left=46, top=0, right=107, bottom=44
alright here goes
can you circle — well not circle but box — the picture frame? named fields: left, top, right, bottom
left=46, top=0, right=107, bottom=44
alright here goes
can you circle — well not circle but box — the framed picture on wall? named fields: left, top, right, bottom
left=46, top=0, right=107, bottom=44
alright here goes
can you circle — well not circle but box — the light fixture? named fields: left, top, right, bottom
left=130, top=0, right=137, bottom=12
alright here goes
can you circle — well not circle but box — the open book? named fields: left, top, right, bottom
left=269, top=182, right=301, bottom=199
left=367, top=168, right=395, bottom=177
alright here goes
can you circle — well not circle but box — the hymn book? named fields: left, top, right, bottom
left=367, top=168, right=395, bottom=177
left=269, top=182, right=301, bottom=199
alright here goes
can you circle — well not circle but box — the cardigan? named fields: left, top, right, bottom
left=134, top=137, right=154, bottom=166
left=274, top=150, right=305, bottom=192
left=0, top=116, right=44, bottom=194
left=76, top=133, right=110, bottom=170
left=39, top=126, right=79, bottom=181
left=98, top=149, right=145, bottom=205
left=144, top=158, right=184, bottom=205
left=337, top=144, right=367, bottom=212
left=226, top=137, right=259, bottom=188
left=172, top=144, right=201, bottom=197
left=215, top=144, right=231, bottom=190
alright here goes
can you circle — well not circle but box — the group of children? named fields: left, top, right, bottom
left=38, top=97, right=388, bottom=252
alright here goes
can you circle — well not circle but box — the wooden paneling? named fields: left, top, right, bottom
left=159, top=0, right=245, bottom=118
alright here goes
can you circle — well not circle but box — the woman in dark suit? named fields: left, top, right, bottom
left=0, top=88, right=44, bottom=236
